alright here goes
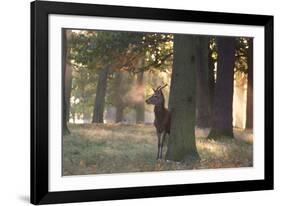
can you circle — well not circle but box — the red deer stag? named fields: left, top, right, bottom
left=145, top=84, right=171, bottom=160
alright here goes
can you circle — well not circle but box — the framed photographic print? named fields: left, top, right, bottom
left=30, top=0, right=274, bottom=204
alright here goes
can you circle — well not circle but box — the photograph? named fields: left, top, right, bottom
left=0, top=0, right=278, bottom=205
left=29, top=1, right=273, bottom=204
left=62, top=29, right=254, bottom=176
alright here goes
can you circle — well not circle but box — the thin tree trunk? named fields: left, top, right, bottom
left=71, top=111, right=75, bottom=123
left=166, top=34, right=200, bottom=162
left=92, top=66, right=109, bottom=123
left=136, top=70, right=145, bottom=123
left=246, top=38, right=253, bottom=129
left=116, top=105, right=124, bottom=123
left=114, top=72, right=125, bottom=123
left=65, top=64, right=72, bottom=123
left=81, top=70, right=87, bottom=123
left=208, top=37, right=236, bottom=139
left=83, top=111, right=90, bottom=123
left=62, top=29, right=70, bottom=134
left=196, top=36, right=211, bottom=128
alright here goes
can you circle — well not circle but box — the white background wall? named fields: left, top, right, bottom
left=0, top=0, right=279, bottom=205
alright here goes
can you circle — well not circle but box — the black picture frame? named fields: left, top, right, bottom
left=31, top=0, right=274, bottom=204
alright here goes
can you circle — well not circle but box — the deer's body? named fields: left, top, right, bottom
left=146, top=85, right=171, bottom=159
left=154, top=104, right=170, bottom=134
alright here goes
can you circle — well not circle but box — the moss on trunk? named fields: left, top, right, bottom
left=166, top=34, right=200, bottom=163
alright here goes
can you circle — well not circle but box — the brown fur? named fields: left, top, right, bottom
left=154, top=103, right=171, bottom=134
left=146, top=86, right=171, bottom=159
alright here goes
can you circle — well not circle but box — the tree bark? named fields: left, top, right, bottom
left=65, top=64, right=72, bottom=122
left=196, top=36, right=211, bottom=128
left=208, top=37, right=215, bottom=121
left=62, top=29, right=70, bottom=134
left=136, top=70, right=145, bottom=123
left=92, top=66, right=109, bottom=123
left=166, top=34, right=200, bottom=162
left=246, top=38, right=253, bottom=129
left=80, top=70, right=89, bottom=123
left=116, top=105, right=124, bottom=123
left=208, top=37, right=236, bottom=139
left=114, top=72, right=125, bottom=123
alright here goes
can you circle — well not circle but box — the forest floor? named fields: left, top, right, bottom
left=63, top=124, right=253, bottom=176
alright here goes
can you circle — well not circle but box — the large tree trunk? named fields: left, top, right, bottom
left=92, top=67, right=109, bottom=123
left=62, top=29, right=70, bottom=134
left=246, top=38, right=253, bottom=129
left=196, top=36, right=211, bottom=128
left=166, top=34, right=200, bottom=162
left=208, top=37, right=215, bottom=121
left=208, top=37, right=236, bottom=139
left=136, top=70, right=145, bottom=123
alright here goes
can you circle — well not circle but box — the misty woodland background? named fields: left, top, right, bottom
left=62, top=30, right=253, bottom=175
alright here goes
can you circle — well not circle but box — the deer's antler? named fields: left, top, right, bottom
left=153, top=84, right=168, bottom=92
left=155, top=86, right=162, bottom=91
left=158, top=84, right=168, bottom=90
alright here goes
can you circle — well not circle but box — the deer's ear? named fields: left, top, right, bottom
left=152, top=88, right=156, bottom=92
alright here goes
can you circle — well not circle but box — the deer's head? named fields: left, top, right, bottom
left=145, top=84, right=167, bottom=106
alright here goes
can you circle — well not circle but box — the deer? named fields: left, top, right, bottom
left=145, top=84, right=171, bottom=160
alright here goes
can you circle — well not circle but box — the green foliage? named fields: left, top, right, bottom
left=70, top=65, right=96, bottom=122
left=208, top=36, right=252, bottom=85
left=209, top=37, right=218, bottom=61
left=235, top=37, right=251, bottom=74
left=233, top=37, right=252, bottom=85
left=140, top=33, right=173, bottom=73
left=66, top=29, right=174, bottom=121
left=66, top=30, right=252, bottom=123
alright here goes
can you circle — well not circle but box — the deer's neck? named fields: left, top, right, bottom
left=154, top=102, right=165, bottom=120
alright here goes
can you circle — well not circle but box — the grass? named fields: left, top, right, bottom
left=63, top=124, right=253, bottom=176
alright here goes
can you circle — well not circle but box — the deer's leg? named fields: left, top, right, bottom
left=157, top=132, right=161, bottom=159
left=160, top=132, right=166, bottom=159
